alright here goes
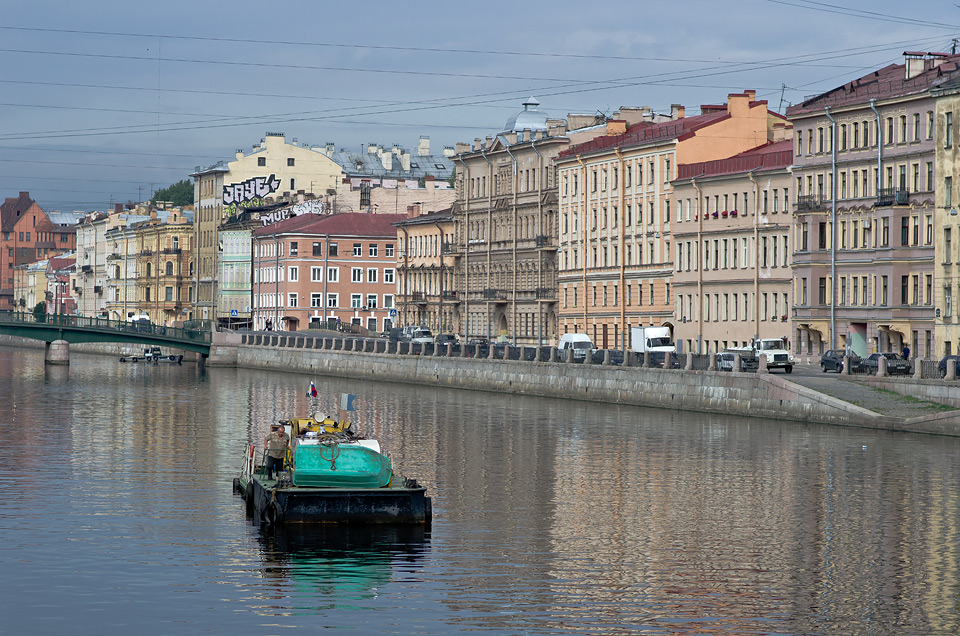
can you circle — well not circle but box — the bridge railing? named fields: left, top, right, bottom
left=0, top=310, right=211, bottom=343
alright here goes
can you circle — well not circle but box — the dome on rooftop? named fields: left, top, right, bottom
left=502, top=97, right=549, bottom=134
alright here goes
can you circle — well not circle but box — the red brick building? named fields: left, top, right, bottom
left=0, top=192, right=78, bottom=310
left=252, top=213, right=403, bottom=332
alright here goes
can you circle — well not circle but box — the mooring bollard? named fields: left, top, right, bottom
left=643, top=351, right=651, bottom=368
left=684, top=352, right=693, bottom=371
left=549, top=347, right=557, bottom=363
left=842, top=355, right=851, bottom=375
left=948, top=361, right=957, bottom=381
left=733, top=354, right=742, bottom=372
left=707, top=354, right=716, bottom=371
left=663, top=352, right=672, bottom=369
left=758, top=354, right=769, bottom=373
left=913, top=359, right=922, bottom=379
left=877, top=356, right=888, bottom=377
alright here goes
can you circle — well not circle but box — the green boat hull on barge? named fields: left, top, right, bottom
left=233, top=413, right=431, bottom=526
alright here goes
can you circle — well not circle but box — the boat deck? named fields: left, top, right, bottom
left=234, top=472, right=432, bottom=525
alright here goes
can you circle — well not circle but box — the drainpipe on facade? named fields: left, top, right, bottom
left=498, top=133, right=519, bottom=345
left=615, top=148, right=626, bottom=352
left=692, top=178, right=703, bottom=354
left=748, top=172, right=761, bottom=348
left=322, top=234, right=330, bottom=327
left=530, top=137, right=545, bottom=345
left=577, top=155, right=589, bottom=332
left=825, top=106, right=838, bottom=351
left=400, top=226, right=409, bottom=328
left=434, top=221, right=446, bottom=334
left=253, top=235, right=261, bottom=330
left=480, top=145, right=493, bottom=342
left=456, top=156, right=470, bottom=339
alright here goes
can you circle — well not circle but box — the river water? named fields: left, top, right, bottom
left=1, top=346, right=959, bottom=635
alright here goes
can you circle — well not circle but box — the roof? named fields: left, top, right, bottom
left=787, top=53, right=960, bottom=116
left=394, top=208, right=454, bottom=227
left=676, top=140, right=793, bottom=181
left=329, top=148, right=454, bottom=180
left=1, top=191, right=42, bottom=232
left=502, top=97, right=550, bottom=133
left=558, top=110, right=730, bottom=159
left=254, top=212, right=406, bottom=238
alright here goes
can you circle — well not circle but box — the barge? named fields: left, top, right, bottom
left=233, top=394, right=431, bottom=526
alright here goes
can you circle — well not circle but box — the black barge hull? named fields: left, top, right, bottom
left=234, top=474, right=432, bottom=525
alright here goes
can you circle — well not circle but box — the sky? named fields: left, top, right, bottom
left=2, top=0, right=959, bottom=212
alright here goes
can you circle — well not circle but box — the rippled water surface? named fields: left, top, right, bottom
left=1, top=346, right=959, bottom=635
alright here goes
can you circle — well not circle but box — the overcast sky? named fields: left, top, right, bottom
left=2, top=0, right=959, bottom=211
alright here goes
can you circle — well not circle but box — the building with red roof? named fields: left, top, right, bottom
left=252, top=212, right=404, bottom=332
left=554, top=91, right=791, bottom=350
left=785, top=52, right=960, bottom=360
left=671, top=140, right=793, bottom=355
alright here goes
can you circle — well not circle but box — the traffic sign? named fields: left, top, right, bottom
left=230, top=309, right=238, bottom=317
left=389, top=309, right=397, bottom=317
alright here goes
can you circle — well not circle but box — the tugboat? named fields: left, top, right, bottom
left=233, top=388, right=431, bottom=526
left=119, top=346, right=183, bottom=364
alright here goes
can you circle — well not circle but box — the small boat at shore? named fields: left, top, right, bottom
left=233, top=390, right=431, bottom=526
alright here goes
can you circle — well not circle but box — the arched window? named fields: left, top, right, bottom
left=146, top=262, right=152, bottom=277
left=165, top=261, right=174, bottom=276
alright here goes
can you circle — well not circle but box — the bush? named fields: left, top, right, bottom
left=32, top=301, right=47, bottom=324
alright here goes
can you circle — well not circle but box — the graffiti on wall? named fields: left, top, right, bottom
left=223, top=174, right=281, bottom=209
left=259, top=200, right=326, bottom=227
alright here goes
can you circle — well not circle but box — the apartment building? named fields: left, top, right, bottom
left=394, top=205, right=456, bottom=333
left=0, top=192, right=78, bottom=310
left=555, top=91, right=789, bottom=350
left=672, top=141, right=794, bottom=355
left=786, top=52, right=960, bottom=359
left=133, top=210, right=194, bottom=326
left=933, top=76, right=960, bottom=355
left=251, top=213, right=403, bottom=332
left=104, top=224, right=140, bottom=321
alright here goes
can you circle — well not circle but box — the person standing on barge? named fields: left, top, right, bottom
left=264, top=424, right=288, bottom=479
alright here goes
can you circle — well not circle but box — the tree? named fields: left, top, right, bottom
left=150, top=179, right=193, bottom=206
left=33, top=301, right=46, bottom=324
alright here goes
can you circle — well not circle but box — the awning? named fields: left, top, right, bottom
left=798, top=320, right=829, bottom=335
left=878, top=323, right=912, bottom=337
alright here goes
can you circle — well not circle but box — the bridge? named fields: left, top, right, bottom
left=0, top=311, right=212, bottom=363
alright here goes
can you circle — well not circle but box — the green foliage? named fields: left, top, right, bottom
left=33, top=301, right=46, bottom=323
left=150, top=179, right=194, bottom=206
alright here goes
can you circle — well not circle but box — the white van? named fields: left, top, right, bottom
left=558, top=333, right=596, bottom=361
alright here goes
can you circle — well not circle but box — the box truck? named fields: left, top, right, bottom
left=630, top=326, right=675, bottom=354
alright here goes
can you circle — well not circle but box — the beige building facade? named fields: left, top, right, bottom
left=394, top=206, right=456, bottom=334
left=133, top=210, right=194, bottom=326
left=556, top=91, right=790, bottom=350
left=933, top=79, right=960, bottom=355
left=671, top=141, right=794, bottom=355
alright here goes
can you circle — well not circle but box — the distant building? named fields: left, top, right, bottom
left=251, top=212, right=403, bottom=333
left=131, top=209, right=194, bottom=326
left=786, top=52, right=960, bottom=359
left=394, top=205, right=456, bottom=333
left=0, top=191, right=78, bottom=310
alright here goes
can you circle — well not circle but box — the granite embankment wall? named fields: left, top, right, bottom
left=5, top=333, right=959, bottom=436
left=222, top=337, right=960, bottom=435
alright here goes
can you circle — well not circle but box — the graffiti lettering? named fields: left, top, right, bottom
left=259, top=200, right=325, bottom=227
left=222, top=174, right=281, bottom=206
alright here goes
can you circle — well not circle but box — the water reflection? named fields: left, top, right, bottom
left=255, top=526, right=430, bottom=611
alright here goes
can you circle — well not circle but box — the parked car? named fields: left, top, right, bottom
left=435, top=333, right=458, bottom=346
left=820, top=349, right=844, bottom=372
left=558, top=333, right=596, bottom=362
left=938, top=354, right=960, bottom=378
left=861, top=352, right=911, bottom=375
left=410, top=327, right=434, bottom=344
left=716, top=350, right=758, bottom=372
left=385, top=327, right=403, bottom=342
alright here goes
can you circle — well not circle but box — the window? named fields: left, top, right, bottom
left=818, top=277, right=827, bottom=305
left=287, top=157, right=295, bottom=166
left=290, top=178, right=296, bottom=190
left=946, top=176, right=953, bottom=208
left=329, top=243, right=338, bottom=256
left=165, top=286, right=173, bottom=302
left=353, top=243, right=362, bottom=256
left=385, top=243, right=394, bottom=257
left=367, top=268, right=378, bottom=283
left=289, top=241, right=298, bottom=256
left=901, top=275, right=909, bottom=305
left=351, top=294, right=362, bottom=308
left=369, top=244, right=378, bottom=257
left=288, top=293, right=298, bottom=307
left=258, top=157, right=266, bottom=166
left=288, top=266, right=298, bottom=281
left=326, top=293, right=338, bottom=308
left=312, top=242, right=322, bottom=256
left=351, top=267, right=362, bottom=283
left=947, top=112, right=954, bottom=148
left=384, top=268, right=395, bottom=284
left=383, top=294, right=394, bottom=308
left=311, top=266, right=323, bottom=282
left=327, top=267, right=339, bottom=283
left=366, top=294, right=378, bottom=309
left=311, top=293, right=323, bottom=307
left=901, top=217, right=909, bottom=246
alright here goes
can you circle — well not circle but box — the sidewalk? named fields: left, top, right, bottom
left=789, top=372, right=956, bottom=419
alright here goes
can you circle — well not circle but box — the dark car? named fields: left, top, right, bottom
left=820, top=349, right=846, bottom=372
left=938, top=355, right=960, bottom=378
left=386, top=327, right=402, bottom=342
left=435, top=333, right=458, bottom=346
left=716, top=350, right=758, bottom=372
left=862, top=352, right=911, bottom=375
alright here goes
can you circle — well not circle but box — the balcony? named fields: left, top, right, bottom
left=442, top=242, right=460, bottom=255
left=482, top=288, right=507, bottom=301
left=535, top=287, right=556, bottom=300
left=410, top=291, right=427, bottom=304
left=877, top=187, right=910, bottom=207
left=139, top=249, right=153, bottom=256
left=162, top=248, right=182, bottom=255
left=795, top=195, right=823, bottom=212
left=442, top=290, right=458, bottom=301
left=106, top=253, right=122, bottom=261
left=80, top=265, right=92, bottom=273
left=535, top=235, right=552, bottom=248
